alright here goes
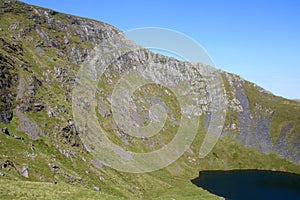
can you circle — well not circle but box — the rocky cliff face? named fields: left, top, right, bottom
left=0, top=0, right=299, bottom=199
left=221, top=73, right=300, bottom=164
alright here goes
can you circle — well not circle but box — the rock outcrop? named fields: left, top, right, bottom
left=0, top=0, right=299, bottom=198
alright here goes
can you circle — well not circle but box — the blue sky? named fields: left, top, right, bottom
left=21, top=0, right=300, bottom=99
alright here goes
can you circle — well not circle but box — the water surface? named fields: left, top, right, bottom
left=191, top=170, right=300, bottom=200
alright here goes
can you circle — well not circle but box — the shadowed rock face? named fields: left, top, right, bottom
left=222, top=75, right=300, bottom=163
left=235, top=78, right=273, bottom=153
left=274, top=122, right=300, bottom=163
left=235, top=79, right=273, bottom=153
left=235, top=80, right=253, bottom=148
left=0, top=39, right=19, bottom=123
left=0, top=0, right=299, bottom=190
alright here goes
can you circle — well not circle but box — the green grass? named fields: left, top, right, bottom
left=0, top=179, right=122, bottom=200
left=0, top=178, right=221, bottom=200
left=1, top=1, right=300, bottom=199
left=151, top=181, right=219, bottom=200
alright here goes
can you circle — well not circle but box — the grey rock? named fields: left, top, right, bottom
left=15, top=109, right=42, bottom=140
left=235, top=78, right=273, bottom=152
left=231, top=75, right=299, bottom=163
left=10, top=22, right=19, bottom=30
left=93, top=186, right=101, bottom=191
left=252, top=116, right=273, bottom=153
left=20, top=166, right=29, bottom=178
left=274, top=122, right=300, bottom=164
left=236, top=80, right=253, bottom=147
left=0, top=111, right=13, bottom=124
left=12, top=134, right=24, bottom=140
left=99, top=176, right=105, bottom=181
left=49, top=163, right=60, bottom=172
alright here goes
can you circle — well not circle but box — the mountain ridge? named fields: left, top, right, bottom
left=0, top=0, right=299, bottom=199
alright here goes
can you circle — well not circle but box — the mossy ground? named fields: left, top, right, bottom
left=0, top=1, right=299, bottom=199
left=0, top=179, right=123, bottom=200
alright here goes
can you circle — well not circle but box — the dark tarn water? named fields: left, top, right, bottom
left=191, top=170, right=300, bottom=200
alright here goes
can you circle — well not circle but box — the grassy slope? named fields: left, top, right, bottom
left=0, top=179, right=122, bottom=200
left=0, top=1, right=299, bottom=199
left=243, top=81, right=300, bottom=143
left=0, top=2, right=220, bottom=199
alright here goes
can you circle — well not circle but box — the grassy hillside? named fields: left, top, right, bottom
left=0, top=0, right=299, bottom=199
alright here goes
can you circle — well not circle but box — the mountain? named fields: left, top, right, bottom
left=0, top=0, right=299, bottom=199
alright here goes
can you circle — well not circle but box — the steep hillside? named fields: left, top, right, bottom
left=0, top=0, right=299, bottom=199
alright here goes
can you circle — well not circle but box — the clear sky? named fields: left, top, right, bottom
left=21, top=0, right=300, bottom=99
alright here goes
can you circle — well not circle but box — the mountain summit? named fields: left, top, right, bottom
left=0, top=1, right=299, bottom=199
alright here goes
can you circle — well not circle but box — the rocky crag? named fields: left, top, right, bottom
left=0, top=0, right=299, bottom=199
